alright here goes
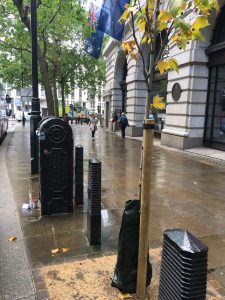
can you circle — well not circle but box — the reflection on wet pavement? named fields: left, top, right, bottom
left=5, top=123, right=225, bottom=279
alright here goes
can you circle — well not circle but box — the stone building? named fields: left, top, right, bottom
left=103, top=1, right=225, bottom=151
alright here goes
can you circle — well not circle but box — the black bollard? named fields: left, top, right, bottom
left=87, top=157, right=101, bottom=245
left=74, top=145, right=83, bottom=205
left=158, top=229, right=208, bottom=300
left=39, top=117, right=74, bottom=215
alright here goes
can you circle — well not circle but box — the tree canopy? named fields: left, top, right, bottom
left=0, top=0, right=106, bottom=113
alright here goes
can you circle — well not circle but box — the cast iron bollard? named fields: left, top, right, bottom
left=87, top=157, right=101, bottom=245
left=159, top=228, right=208, bottom=300
left=74, top=144, right=83, bottom=205
left=38, top=117, right=73, bottom=215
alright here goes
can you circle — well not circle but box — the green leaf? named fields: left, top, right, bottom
left=169, top=0, right=186, bottom=17
left=174, top=18, right=190, bottom=33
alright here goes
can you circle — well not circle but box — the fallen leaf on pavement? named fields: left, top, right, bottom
left=118, top=292, right=132, bottom=299
left=8, top=236, right=17, bottom=242
left=62, top=248, right=70, bottom=253
left=51, top=248, right=60, bottom=254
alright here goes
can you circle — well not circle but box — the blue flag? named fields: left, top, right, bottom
left=97, top=0, right=130, bottom=41
left=85, top=2, right=104, bottom=59
left=85, top=29, right=104, bottom=59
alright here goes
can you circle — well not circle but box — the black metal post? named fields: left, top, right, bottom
left=30, top=0, right=41, bottom=175
left=75, top=145, right=83, bottom=205
left=87, top=157, right=101, bottom=245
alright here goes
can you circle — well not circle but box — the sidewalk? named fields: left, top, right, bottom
left=0, top=124, right=36, bottom=300
left=1, top=121, right=225, bottom=299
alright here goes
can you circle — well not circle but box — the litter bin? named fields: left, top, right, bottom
left=38, top=117, right=74, bottom=215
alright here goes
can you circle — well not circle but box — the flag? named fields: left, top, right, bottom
left=88, top=2, right=101, bottom=31
left=85, top=29, right=104, bottom=59
left=85, top=2, right=104, bottom=59
left=97, top=0, right=130, bottom=40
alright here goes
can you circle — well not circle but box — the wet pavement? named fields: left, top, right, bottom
left=3, top=120, right=225, bottom=296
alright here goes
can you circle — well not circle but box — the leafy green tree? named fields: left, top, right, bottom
left=0, top=0, right=106, bottom=115
left=119, top=0, right=219, bottom=298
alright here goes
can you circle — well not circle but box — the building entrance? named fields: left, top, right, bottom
left=204, top=7, right=225, bottom=151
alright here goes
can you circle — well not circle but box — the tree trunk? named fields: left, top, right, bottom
left=13, top=0, right=54, bottom=116
left=61, top=82, right=65, bottom=117
left=37, top=46, right=54, bottom=115
left=136, top=0, right=160, bottom=299
left=53, top=78, right=59, bottom=117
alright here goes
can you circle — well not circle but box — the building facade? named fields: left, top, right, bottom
left=103, top=1, right=225, bottom=151
left=0, top=82, right=104, bottom=118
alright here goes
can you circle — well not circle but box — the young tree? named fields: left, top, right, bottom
left=120, top=0, right=219, bottom=298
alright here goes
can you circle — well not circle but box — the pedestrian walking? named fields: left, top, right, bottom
left=89, top=114, right=98, bottom=140
left=22, top=112, right=26, bottom=127
left=112, top=113, right=118, bottom=132
left=119, top=112, right=129, bottom=139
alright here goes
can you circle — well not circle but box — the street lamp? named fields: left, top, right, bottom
left=30, top=0, right=41, bottom=175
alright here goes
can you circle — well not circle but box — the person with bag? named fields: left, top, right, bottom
left=112, top=113, right=118, bottom=132
left=119, top=112, right=129, bottom=139
left=88, top=114, right=98, bottom=140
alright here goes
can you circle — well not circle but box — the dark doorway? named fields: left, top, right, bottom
left=204, top=7, right=225, bottom=150
left=120, top=61, right=127, bottom=113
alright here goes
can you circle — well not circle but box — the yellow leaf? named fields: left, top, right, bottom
left=195, top=0, right=219, bottom=14
left=157, top=60, right=169, bottom=74
left=191, top=16, right=209, bottom=31
left=8, top=236, right=17, bottom=242
left=212, top=0, right=220, bottom=13
left=148, top=0, right=155, bottom=9
left=122, top=40, right=135, bottom=54
left=51, top=248, right=60, bottom=254
left=152, top=95, right=165, bottom=110
left=157, top=10, right=172, bottom=23
left=138, top=17, right=147, bottom=32
left=118, top=292, right=132, bottom=299
left=142, top=36, right=147, bottom=44
left=191, top=29, right=205, bottom=41
left=147, top=36, right=152, bottom=44
left=157, top=21, right=167, bottom=31
left=171, top=33, right=180, bottom=42
left=61, top=248, right=70, bottom=253
left=168, top=58, right=179, bottom=73
left=119, top=10, right=131, bottom=23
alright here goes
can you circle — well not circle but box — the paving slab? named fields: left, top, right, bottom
left=0, top=125, right=36, bottom=300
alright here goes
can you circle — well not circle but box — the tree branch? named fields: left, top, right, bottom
left=41, top=1, right=62, bottom=34
left=131, top=11, right=148, bottom=83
